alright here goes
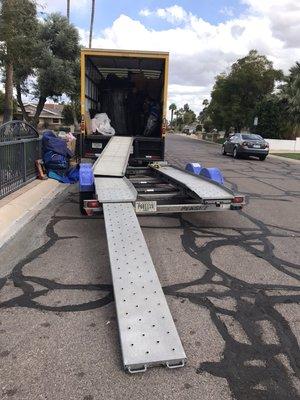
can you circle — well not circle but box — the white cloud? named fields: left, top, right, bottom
left=139, top=5, right=188, bottom=24
left=139, top=9, right=151, bottom=17
left=80, top=1, right=300, bottom=116
left=220, top=6, right=234, bottom=17
left=242, top=0, right=300, bottom=48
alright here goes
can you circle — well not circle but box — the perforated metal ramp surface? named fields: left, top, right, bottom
left=153, top=165, right=233, bottom=200
left=95, top=177, right=137, bottom=203
left=93, top=136, right=133, bottom=177
left=103, top=202, right=186, bottom=372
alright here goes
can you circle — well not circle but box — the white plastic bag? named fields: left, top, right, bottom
left=91, top=113, right=115, bottom=136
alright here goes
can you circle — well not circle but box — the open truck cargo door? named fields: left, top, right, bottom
left=80, top=49, right=169, bottom=164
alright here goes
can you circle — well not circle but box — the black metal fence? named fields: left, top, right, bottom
left=0, top=121, right=41, bottom=199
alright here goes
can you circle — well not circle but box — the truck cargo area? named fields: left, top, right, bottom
left=82, top=50, right=169, bottom=163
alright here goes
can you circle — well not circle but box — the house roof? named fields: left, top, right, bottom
left=43, top=104, right=64, bottom=115
left=17, top=103, right=63, bottom=119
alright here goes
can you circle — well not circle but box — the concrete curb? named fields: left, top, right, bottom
left=268, top=154, right=300, bottom=164
left=0, top=179, right=67, bottom=250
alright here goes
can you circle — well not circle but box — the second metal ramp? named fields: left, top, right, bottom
left=103, top=202, right=186, bottom=373
left=93, top=136, right=133, bottom=177
left=151, top=164, right=233, bottom=200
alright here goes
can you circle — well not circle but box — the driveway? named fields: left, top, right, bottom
left=0, top=134, right=299, bottom=400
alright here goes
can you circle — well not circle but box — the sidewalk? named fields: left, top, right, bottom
left=0, top=179, right=67, bottom=249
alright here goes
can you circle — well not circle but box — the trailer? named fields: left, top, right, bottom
left=79, top=49, right=245, bottom=374
left=79, top=137, right=245, bottom=374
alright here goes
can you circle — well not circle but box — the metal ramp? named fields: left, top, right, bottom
left=93, top=136, right=133, bottom=177
left=151, top=164, right=233, bottom=201
left=95, top=177, right=137, bottom=203
left=103, top=202, right=186, bottom=372
left=94, top=138, right=186, bottom=372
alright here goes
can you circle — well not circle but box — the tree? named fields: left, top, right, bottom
left=89, top=0, right=95, bottom=48
left=173, top=104, right=196, bottom=128
left=207, top=50, right=283, bottom=132
left=182, top=103, right=196, bottom=125
left=281, top=62, right=300, bottom=137
left=16, top=13, right=80, bottom=127
left=174, top=108, right=184, bottom=129
left=62, top=102, right=80, bottom=125
left=252, top=95, right=289, bottom=139
left=169, top=103, right=177, bottom=126
left=0, top=0, right=38, bottom=122
left=183, top=109, right=196, bottom=125
left=0, top=90, right=4, bottom=114
left=198, top=99, right=214, bottom=132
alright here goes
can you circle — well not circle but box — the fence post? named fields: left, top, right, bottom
left=23, top=141, right=27, bottom=182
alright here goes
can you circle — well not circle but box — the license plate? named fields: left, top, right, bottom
left=92, top=142, right=102, bottom=149
left=253, top=145, right=260, bottom=148
left=135, top=201, right=157, bottom=213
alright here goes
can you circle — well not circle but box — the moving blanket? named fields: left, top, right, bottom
left=42, top=131, right=78, bottom=183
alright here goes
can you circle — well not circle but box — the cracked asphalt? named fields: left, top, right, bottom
left=0, top=134, right=299, bottom=400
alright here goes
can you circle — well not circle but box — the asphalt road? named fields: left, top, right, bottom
left=0, top=134, right=299, bottom=400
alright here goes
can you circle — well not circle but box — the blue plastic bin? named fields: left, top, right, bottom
left=79, top=163, right=94, bottom=191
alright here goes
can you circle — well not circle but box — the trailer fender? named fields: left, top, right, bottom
left=185, top=162, right=202, bottom=175
left=199, top=167, right=224, bottom=185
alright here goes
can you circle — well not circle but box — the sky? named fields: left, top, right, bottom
left=38, top=0, right=300, bottom=115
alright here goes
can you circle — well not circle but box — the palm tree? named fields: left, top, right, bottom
left=89, top=0, right=95, bottom=48
left=169, top=103, right=177, bottom=126
left=281, top=62, right=300, bottom=136
left=67, top=0, right=70, bottom=21
left=288, top=63, right=300, bottom=125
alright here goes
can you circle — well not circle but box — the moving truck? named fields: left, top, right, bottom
left=80, top=48, right=169, bottom=164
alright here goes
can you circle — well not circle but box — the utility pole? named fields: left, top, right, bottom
left=67, top=0, right=70, bottom=21
left=89, top=0, right=95, bottom=48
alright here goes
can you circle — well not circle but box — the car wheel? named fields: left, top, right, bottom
left=222, top=145, right=227, bottom=155
left=259, top=155, right=267, bottom=161
left=233, top=147, right=239, bottom=159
